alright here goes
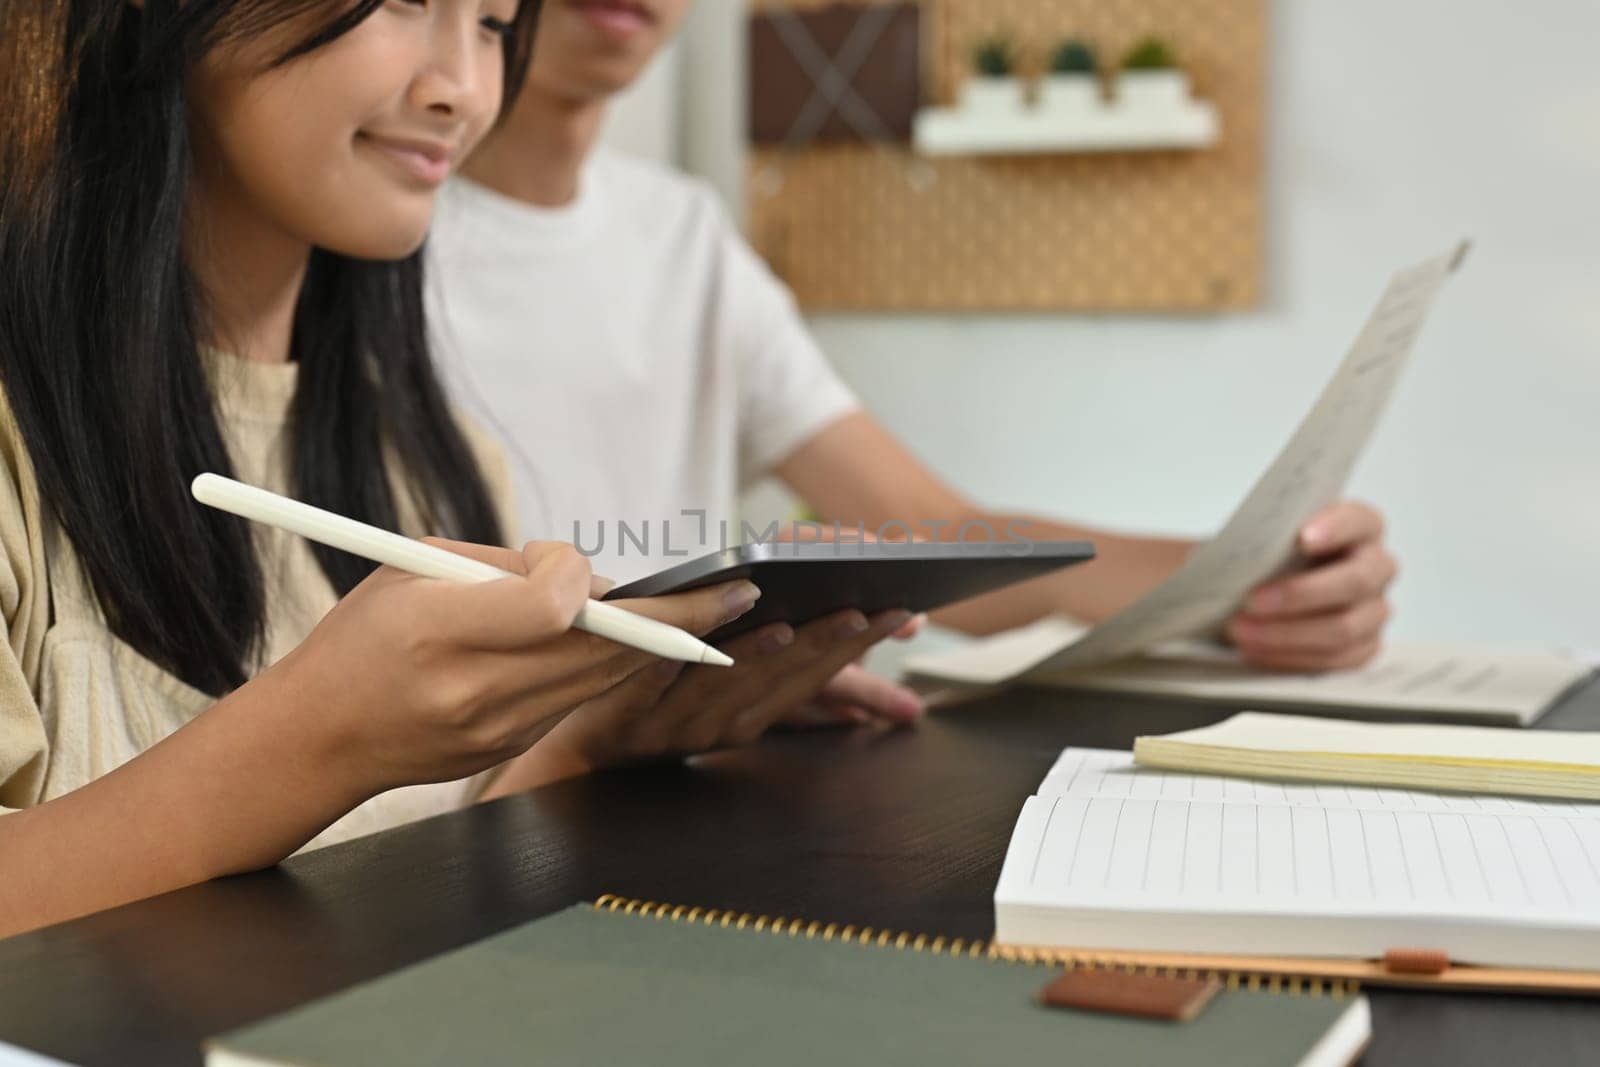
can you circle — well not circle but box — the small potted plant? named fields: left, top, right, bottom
left=960, top=31, right=1026, bottom=113
left=1039, top=39, right=1100, bottom=112
left=1116, top=35, right=1190, bottom=109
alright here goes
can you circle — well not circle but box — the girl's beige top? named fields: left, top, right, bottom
left=0, top=352, right=518, bottom=851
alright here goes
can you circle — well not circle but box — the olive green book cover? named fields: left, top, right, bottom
left=206, top=903, right=1369, bottom=1066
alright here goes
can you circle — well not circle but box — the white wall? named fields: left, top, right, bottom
left=678, top=0, right=1600, bottom=648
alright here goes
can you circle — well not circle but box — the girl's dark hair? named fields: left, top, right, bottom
left=0, top=0, right=541, bottom=695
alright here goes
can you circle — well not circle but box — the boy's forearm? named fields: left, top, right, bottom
left=928, top=512, right=1193, bottom=635
left=777, top=415, right=1193, bottom=635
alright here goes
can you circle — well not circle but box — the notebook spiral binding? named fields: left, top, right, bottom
left=592, top=894, right=1357, bottom=998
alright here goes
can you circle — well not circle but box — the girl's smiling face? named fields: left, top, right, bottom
left=189, top=0, right=521, bottom=260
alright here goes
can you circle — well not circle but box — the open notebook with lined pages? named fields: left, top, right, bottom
left=997, top=748, right=1600, bottom=976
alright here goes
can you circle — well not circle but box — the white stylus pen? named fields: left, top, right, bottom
left=191, top=474, right=733, bottom=667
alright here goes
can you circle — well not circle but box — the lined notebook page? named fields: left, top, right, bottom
left=997, top=749, right=1600, bottom=968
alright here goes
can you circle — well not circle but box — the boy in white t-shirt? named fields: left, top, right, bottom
left=426, top=0, right=1399, bottom=788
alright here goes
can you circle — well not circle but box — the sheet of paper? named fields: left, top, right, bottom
left=904, top=616, right=1085, bottom=685
left=0, top=1044, right=75, bottom=1067
left=905, top=617, right=1249, bottom=684
left=1047, top=644, right=1590, bottom=726
left=1045, top=637, right=1588, bottom=726
left=922, top=243, right=1468, bottom=681
left=996, top=746, right=1600, bottom=967
left=905, top=617, right=1591, bottom=725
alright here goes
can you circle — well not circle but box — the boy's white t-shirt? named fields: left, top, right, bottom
left=425, top=150, right=858, bottom=582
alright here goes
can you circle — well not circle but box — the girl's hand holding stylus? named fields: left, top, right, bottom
left=272, top=539, right=759, bottom=794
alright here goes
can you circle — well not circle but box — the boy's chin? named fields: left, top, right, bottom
left=538, top=55, right=655, bottom=103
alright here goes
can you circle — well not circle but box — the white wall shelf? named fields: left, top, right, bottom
left=912, top=102, right=1220, bottom=156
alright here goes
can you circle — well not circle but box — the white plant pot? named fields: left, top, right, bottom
left=959, top=75, right=1028, bottom=114
left=1038, top=74, right=1101, bottom=112
left=1115, top=69, right=1190, bottom=109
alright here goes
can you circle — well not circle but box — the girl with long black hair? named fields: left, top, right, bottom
left=0, top=0, right=750, bottom=936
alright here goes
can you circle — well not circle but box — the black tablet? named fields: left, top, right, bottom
left=602, top=540, right=1095, bottom=645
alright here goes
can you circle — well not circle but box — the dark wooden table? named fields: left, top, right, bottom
left=2, top=679, right=1599, bottom=1065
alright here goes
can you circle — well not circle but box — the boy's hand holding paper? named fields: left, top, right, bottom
left=1227, top=500, right=1397, bottom=672
left=909, top=242, right=1466, bottom=687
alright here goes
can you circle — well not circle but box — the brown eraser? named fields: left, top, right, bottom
left=1039, top=968, right=1223, bottom=1022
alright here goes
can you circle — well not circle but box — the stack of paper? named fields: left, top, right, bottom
left=1134, top=712, right=1600, bottom=800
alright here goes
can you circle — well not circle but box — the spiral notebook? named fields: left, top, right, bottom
left=205, top=899, right=1369, bottom=1067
